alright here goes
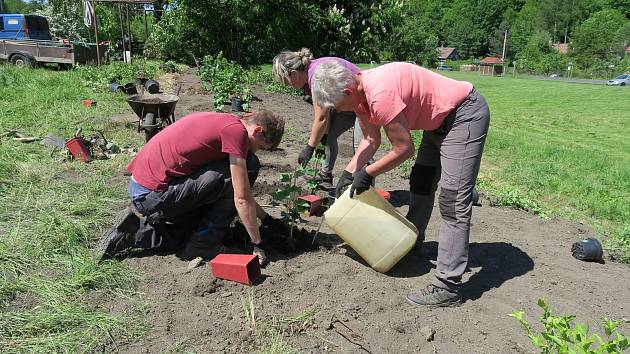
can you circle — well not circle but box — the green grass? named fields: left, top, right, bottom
left=427, top=71, right=629, bottom=260
left=0, top=63, right=159, bottom=352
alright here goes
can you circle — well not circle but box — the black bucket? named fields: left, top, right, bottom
left=123, top=82, right=138, bottom=95
left=472, top=187, right=480, bottom=206
left=231, top=97, right=244, bottom=112
left=145, top=80, right=160, bottom=94
left=571, top=237, right=604, bottom=262
left=108, top=82, right=123, bottom=93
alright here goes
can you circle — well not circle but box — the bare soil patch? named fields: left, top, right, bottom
left=105, top=69, right=630, bottom=353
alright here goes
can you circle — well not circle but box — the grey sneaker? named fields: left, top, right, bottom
left=93, top=207, right=139, bottom=262
left=406, top=284, right=462, bottom=308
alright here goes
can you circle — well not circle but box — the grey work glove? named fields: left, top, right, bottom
left=335, top=170, right=354, bottom=198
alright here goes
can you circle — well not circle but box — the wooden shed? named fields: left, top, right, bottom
left=479, top=57, right=504, bottom=76
left=436, top=47, right=461, bottom=61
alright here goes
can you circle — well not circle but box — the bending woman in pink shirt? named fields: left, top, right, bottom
left=272, top=48, right=363, bottom=189
left=311, top=61, right=490, bottom=307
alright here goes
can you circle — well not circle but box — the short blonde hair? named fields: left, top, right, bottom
left=272, top=48, right=313, bottom=85
left=311, top=60, right=356, bottom=109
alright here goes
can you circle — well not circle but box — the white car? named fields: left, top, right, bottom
left=607, top=74, right=630, bottom=86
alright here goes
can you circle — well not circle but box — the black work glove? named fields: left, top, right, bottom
left=252, top=240, right=269, bottom=267
left=335, top=170, right=354, bottom=198
left=298, top=145, right=315, bottom=166
left=349, top=168, right=373, bottom=198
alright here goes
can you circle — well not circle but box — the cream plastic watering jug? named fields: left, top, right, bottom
left=324, top=187, right=418, bottom=273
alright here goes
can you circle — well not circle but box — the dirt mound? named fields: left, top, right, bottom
left=105, top=69, right=630, bottom=353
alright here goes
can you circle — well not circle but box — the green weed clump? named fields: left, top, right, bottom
left=76, top=59, right=163, bottom=91
left=510, top=298, right=629, bottom=353
left=477, top=178, right=549, bottom=219
left=606, top=223, right=630, bottom=263
left=0, top=64, right=147, bottom=352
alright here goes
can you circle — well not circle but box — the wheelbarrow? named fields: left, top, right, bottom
left=126, top=94, right=180, bottom=141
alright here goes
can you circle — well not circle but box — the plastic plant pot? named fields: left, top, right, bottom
left=231, top=97, right=244, bottom=112
left=298, top=194, right=324, bottom=216
left=375, top=188, right=391, bottom=200
left=123, top=82, right=138, bottom=95
left=108, top=83, right=123, bottom=93
left=65, top=137, right=91, bottom=162
left=210, top=254, right=260, bottom=285
left=82, top=99, right=97, bottom=107
left=472, top=187, right=481, bottom=206
left=571, top=237, right=604, bottom=262
left=145, top=79, right=160, bottom=94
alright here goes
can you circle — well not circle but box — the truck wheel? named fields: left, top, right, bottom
left=142, top=113, right=158, bottom=142
left=58, top=63, right=73, bottom=71
left=10, top=54, right=32, bottom=68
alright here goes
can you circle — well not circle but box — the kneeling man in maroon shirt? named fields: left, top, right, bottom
left=94, top=110, right=285, bottom=266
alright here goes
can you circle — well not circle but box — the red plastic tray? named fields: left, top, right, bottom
left=298, top=194, right=324, bottom=216
left=210, top=254, right=260, bottom=285
left=375, top=188, right=390, bottom=200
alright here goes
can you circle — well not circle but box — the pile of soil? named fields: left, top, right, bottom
left=102, top=69, right=630, bottom=353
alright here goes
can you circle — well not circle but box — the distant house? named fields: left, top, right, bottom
left=479, top=57, right=504, bottom=76
left=552, top=43, right=569, bottom=54
left=436, top=47, right=461, bottom=61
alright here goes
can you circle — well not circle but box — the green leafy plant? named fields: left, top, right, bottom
left=510, top=298, right=629, bottom=353
left=198, top=52, right=248, bottom=111
left=269, top=153, right=325, bottom=242
left=270, top=167, right=311, bottom=242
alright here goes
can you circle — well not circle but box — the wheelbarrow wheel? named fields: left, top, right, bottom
left=143, top=113, right=158, bottom=141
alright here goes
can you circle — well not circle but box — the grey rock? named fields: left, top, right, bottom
left=420, top=326, right=436, bottom=342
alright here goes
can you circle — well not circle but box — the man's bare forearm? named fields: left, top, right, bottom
left=235, top=197, right=262, bottom=244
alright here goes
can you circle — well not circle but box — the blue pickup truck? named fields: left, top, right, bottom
left=0, top=14, right=52, bottom=40
left=0, top=14, right=105, bottom=68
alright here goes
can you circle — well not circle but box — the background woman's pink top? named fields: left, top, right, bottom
left=304, top=57, right=361, bottom=95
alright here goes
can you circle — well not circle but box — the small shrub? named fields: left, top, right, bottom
left=198, top=52, right=248, bottom=111
left=269, top=156, right=323, bottom=241
left=269, top=167, right=311, bottom=241
left=510, top=298, right=629, bottom=353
